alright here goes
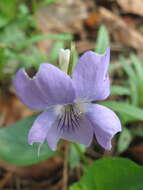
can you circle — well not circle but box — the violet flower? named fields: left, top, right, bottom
left=13, top=48, right=121, bottom=151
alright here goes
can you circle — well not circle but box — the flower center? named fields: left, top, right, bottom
left=54, top=102, right=88, bottom=132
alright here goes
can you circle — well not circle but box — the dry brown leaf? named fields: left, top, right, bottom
left=36, top=0, right=93, bottom=54
left=117, top=0, right=143, bottom=17
left=129, top=144, right=143, bottom=162
left=0, top=157, right=63, bottom=178
left=85, top=13, right=102, bottom=28
left=0, top=92, right=33, bottom=126
left=0, top=172, right=12, bottom=188
left=36, top=0, right=87, bottom=33
left=99, top=7, right=143, bottom=50
left=76, top=40, right=95, bottom=53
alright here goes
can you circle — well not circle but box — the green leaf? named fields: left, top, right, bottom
left=95, top=25, right=110, bottom=54
left=129, top=79, right=139, bottom=105
left=0, top=13, right=9, bottom=28
left=38, top=0, right=60, bottom=8
left=120, top=56, right=139, bottom=105
left=0, top=0, right=18, bottom=21
left=111, top=85, right=130, bottom=96
left=100, top=101, right=143, bottom=122
left=0, top=115, right=55, bottom=166
left=70, top=184, right=82, bottom=190
left=70, top=158, right=143, bottom=190
left=0, top=47, right=5, bottom=79
left=130, top=53, right=143, bottom=82
left=17, top=46, right=47, bottom=69
left=118, top=128, right=132, bottom=153
left=0, top=24, right=26, bottom=47
left=120, top=56, right=136, bottom=82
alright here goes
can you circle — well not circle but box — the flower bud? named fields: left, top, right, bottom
left=59, top=48, right=70, bottom=73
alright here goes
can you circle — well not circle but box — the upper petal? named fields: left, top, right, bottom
left=28, top=108, right=57, bottom=145
left=46, top=114, right=93, bottom=151
left=72, top=48, right=110, bottom=102
left=13, top=63, right=75, bottom=110
left=86, top=104, right=121, bottom=150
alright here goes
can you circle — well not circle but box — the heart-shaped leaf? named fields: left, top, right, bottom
left=0, top=115, right=55, bottom=166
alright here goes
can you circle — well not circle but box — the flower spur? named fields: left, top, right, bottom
left=13, top=48, right=121, bottom=151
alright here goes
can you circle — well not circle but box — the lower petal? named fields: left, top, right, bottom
left=62, top=115, right=93, bottom=146
left=28, top=108, right=57, bottom=145
left=86, top=104, right=122, bottom=150
left=46, top=114, right=93, bottom=150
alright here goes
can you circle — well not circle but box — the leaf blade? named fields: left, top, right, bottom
left=0, top=115, right=55, bottom=166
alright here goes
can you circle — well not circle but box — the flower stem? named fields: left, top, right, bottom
left=73, top=143, right=88, bottom=166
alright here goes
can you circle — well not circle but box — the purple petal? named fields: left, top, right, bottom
left=46, top=114, right=93, bottom=151
left=87, top=104, right=121, bottom=150
left=72, top=48, right=110, bottom=102
left=13, top=63, right=75, bottom=110
left=28, top=108, right=56, bottom=145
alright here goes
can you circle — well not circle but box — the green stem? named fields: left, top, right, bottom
left=67, top=55, right=72, bottom=76
left=73, top=143, right=88, bottom=165
left=67, top=43, right=75, bottom=76
left=32, top=0, right=37, bottom=14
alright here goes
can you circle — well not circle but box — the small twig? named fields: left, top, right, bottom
left=62, top=142, right=69, bottom=190
left=0, top=172, right=13, bottom=188
left=76, top=167, right=82, bottom=181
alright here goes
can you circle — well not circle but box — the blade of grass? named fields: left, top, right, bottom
left=120, top=56, right=139, bottom=105
left=100, top=101, right=143, bottom=121
left=95, top=25, right=110, bottom=54
left=111, top=85, right=130, bottom=96
left=16, top=33, right=73, bottom=51
left=50, top=41, right=64, bottom=65
left=130, top=53, right=143, bottom=106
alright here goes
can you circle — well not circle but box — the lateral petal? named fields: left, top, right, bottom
left=86, top=104, right=121, bottom=150
left=28, top=108, right=57, bottom=145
